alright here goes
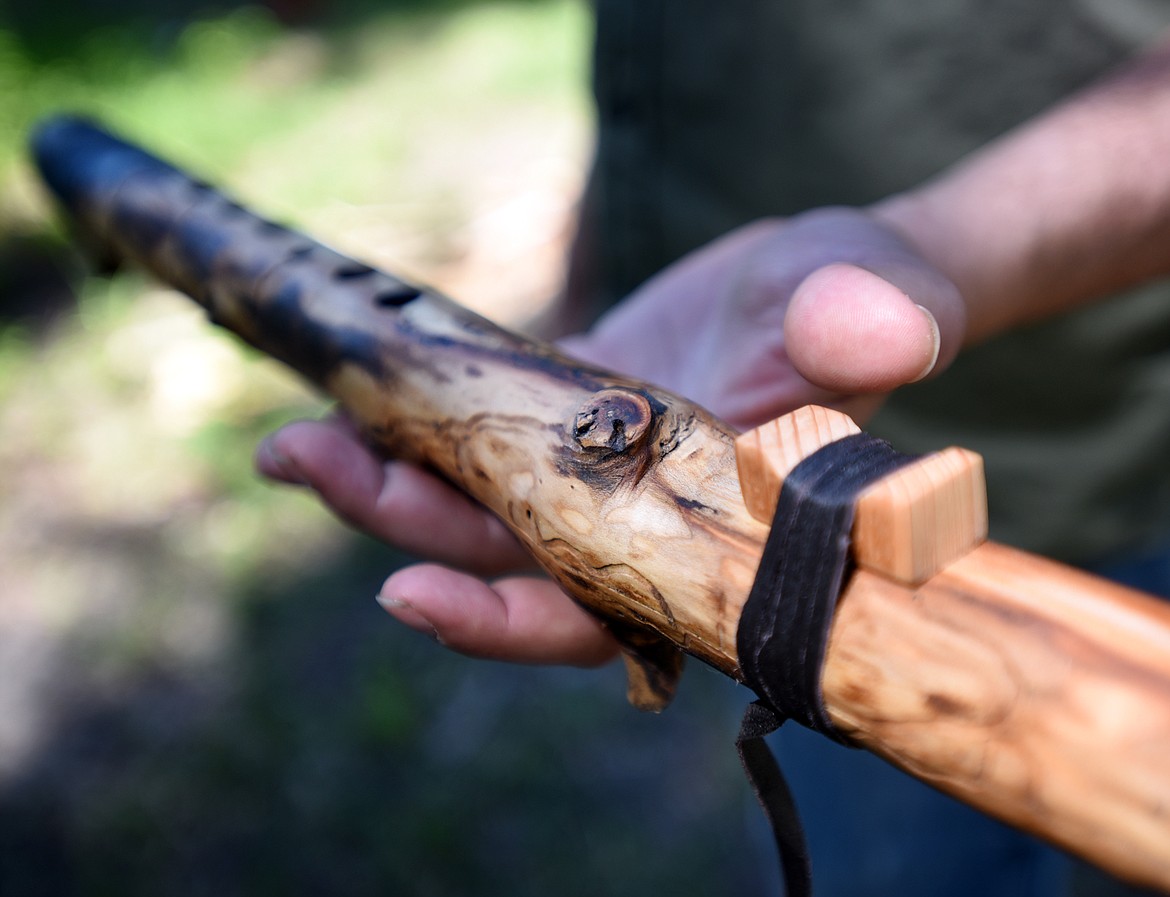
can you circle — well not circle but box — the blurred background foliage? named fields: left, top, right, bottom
left=0, top=1, right=765, bottom=895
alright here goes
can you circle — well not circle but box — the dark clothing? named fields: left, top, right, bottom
left=583, top=0, right=1170, bottom=563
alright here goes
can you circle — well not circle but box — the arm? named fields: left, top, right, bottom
left=874, top=34, right=1170, bottom=343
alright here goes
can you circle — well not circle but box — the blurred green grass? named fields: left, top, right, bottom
left=0, top=3, right=766, bottom=895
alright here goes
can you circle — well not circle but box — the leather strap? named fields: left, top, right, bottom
left=735, top=433, right=917, bottom=895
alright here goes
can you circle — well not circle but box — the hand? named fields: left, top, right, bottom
left=256, top=414, right=620, bottom=667
left=255, top=207, right=966, bottom=667
left=565, top=207, right=964, bottom=429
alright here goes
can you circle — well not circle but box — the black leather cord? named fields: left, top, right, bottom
left=735, top=433, right=917, bottom=896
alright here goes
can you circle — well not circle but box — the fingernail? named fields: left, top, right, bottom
left=376, top=591, right=441, bottom=642
left=911, top=304, right=941, bottom=382
left=259, top=440, right=309, bottom=486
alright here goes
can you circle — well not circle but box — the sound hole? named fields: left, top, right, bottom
left=334, top=262, right=376, bottom=280
left=374, top=285, right=422, bottom=307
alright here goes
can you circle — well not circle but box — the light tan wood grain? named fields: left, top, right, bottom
left=736, top=405, right=860, bottom=522
left=826, top=547, right=1170, bottom=887
left=853, top=447, right=987, bottom=584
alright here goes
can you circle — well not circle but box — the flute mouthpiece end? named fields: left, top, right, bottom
left=31, top=114, right=163, bottom=214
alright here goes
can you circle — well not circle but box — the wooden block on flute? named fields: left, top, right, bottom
left=735, top=406, right=988, bottom=586
left=853, top=446, right=987, bottom=584
left=735, top=405, right=861, bottom=522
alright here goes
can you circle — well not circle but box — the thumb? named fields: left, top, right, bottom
left=783, top=261, right=964, bottom=395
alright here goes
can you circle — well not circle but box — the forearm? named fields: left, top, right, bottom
left=874, top=34, right=1170, bottom=344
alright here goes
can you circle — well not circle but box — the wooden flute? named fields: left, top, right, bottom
left=32, top=116, right=1170, bottom=890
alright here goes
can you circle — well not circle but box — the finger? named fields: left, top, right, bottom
left=783, top=262, right=963, bottom=394
left=254, top=413, right=359, bottom=484
left=377, top=563, right=619, bottom=667
left=255, top=419, right=531, bottom=575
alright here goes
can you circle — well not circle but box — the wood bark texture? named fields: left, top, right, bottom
left=32, top=116, right=1170, bottom=891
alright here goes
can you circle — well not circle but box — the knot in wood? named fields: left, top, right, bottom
left=573, top=389, right=653, bottom=453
